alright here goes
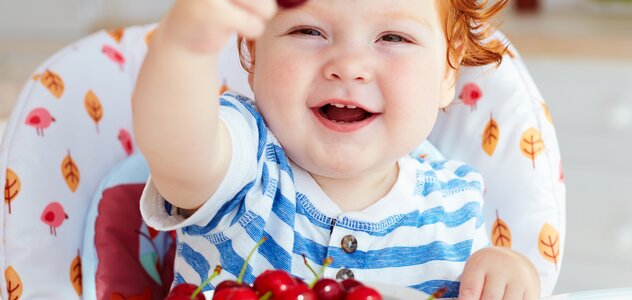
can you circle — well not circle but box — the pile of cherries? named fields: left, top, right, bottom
left=215, top=270, right=381, bottom=300
left=165, top=238, right=383, bottom=300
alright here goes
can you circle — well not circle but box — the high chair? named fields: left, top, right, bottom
left=0, top=23, right=565, bottom=299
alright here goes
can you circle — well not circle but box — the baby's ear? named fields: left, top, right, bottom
left=249, top=41, right=256, bottom=89
left=240, top=39, right=256, bottom=90
left=439, top=40, right=465, bottom=108
left=248, top=73, right=254, bottom=91
left=439, top=71, right=457, bottom=109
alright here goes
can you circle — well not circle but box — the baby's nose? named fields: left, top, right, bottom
left=322, top=53, right=374, bottom=84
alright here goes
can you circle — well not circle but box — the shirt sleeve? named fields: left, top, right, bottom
left=140, top=93, right=262, bottom=231
left=463, top=164, right=490, bottom=253
left=432, top=159, right=489, bottom=254
left=470, top=214, right=490, bottom=253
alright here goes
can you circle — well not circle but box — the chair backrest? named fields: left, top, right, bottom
left=430, top=38, right=566, bottom=294
left=0, top=24, right=565, bottom=299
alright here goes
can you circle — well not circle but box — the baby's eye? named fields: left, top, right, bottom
left=379, top=34, right=410, bottom=43
left=291, top=27, right=323, bottom=37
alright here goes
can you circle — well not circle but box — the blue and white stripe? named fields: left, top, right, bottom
left=141, top=93, right=488, bottom=298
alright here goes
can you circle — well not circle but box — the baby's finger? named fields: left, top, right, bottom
left=479, top=274, right=506, bottom=300
left=500, top=285, right=523, bottom=300
left=523, top=288, right=539, bottom=300
left=231, top=0, right=278, bottom=20
left=458, top=271, right=484, bottom=300
left=214, top=0, right=267, bottom=38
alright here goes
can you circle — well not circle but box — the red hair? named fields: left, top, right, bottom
left=238, top=0, right=509, bottom=73
left=442, top=0, right=509, bottom=69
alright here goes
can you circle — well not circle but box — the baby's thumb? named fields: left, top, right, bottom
left=458, top=270, right=484, bottom=300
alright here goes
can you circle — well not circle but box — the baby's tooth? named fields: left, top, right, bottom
left=346, top=105, right=357, bottom=109
left=333, top=103, right=345, bottom=108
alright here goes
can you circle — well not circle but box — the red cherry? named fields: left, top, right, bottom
left=312, top=278, right=345, bottom=300
left=344, top=285, right=382, bottom=300
left=165, top=283, right=206, bottom=300
left=166, top=265, right=222, bottom=300
left=276, top=0, right=307, bottom=9
left=211, top=286, right=258, bottom=300
left=340, top=279, right=363, bottom=291
left=293, top=276, right=308, bottom=287
left=274, top=284, right=317, bottom=300
left=253, top=269, right=297, bottom=297
left=214, top=280, right=246, bottom=293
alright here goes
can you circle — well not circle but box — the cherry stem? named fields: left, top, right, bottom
left=237, top=237, right=267, bottom=284
left=301, top=254, right=318, bottom=278
left=259, top=291, right=273, bottom=300
left=308, top=257, right=333, bottom=289
left=191, top=265, right=223, bottom=299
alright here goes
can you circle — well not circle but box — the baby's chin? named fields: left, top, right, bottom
left=283, top=139, right=409, bottom=179
left=293, top=154, right=398, bottom=180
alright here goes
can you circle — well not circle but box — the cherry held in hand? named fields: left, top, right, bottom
left=276, top=0, right=308, bottom=9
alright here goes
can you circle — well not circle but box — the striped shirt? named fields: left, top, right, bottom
left=140, top=93, right=489, bottom=297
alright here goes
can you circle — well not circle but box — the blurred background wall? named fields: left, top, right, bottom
left=1, top=0, right=631, bottom=295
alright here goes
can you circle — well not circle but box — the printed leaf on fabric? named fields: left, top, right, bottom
left=520, top=128, right=544, bottom=169
left=538, top=223, right=560, bottom=272
left=146, top=30, right=155, bottom=47
left=491, top=210, right=511, bottom=248
left=541, top=102, right=554, bottom=125
left=219, top=80, right=231, bottom=95
left=61, top=150, right=80, bottom=192
left=33, top=69, right=64, bottom=99
left=70, top=249, right=83, bottom=296
left=108, top=28, right=125, bottom=43
left=5, top=266, right=23, bottom=300
left=482, top=114, right=499, bottom=156
left=85, top=90, right=104, bottom=133
left=5, top=168, right=21, bottom=214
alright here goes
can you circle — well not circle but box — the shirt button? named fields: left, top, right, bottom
left=336, top=268, right=354, bottom=280
left=341, top=234, right=358, bottom=253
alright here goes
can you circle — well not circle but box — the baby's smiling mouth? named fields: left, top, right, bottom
left=318, top=103, right=374, bottom=123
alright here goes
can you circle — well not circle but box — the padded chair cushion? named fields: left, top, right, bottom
left=0, top=23, right=565, bottom=299
left=81, top=153, right=174, bottom=300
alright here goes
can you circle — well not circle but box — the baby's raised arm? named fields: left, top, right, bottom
left=133, top=0, right=277, bottom=210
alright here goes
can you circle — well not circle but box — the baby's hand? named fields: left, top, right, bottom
left=458, top=247, right=540, bottom=300
left=160, top=0, right=278, bottom=53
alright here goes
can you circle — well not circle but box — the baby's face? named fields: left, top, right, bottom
left=249, top=0, right=455, bottom=178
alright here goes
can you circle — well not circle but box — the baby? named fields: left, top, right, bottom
left=133, top=0, right=540, bottom=299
